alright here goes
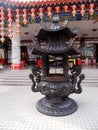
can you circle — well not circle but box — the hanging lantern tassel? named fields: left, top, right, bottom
left=80, top=4, right=85, bottom=16
left=31, top=8, right=35, bottom=19
left=0, top=7, right=5, bottom=43
left=16, top=23, right=21, bottom=35
left=55, top=6, right=60, bottom=13
left=7, top=8, right=13, bottom=39
left=23, top=9, right=28, bottom=25
left=16, top=9, right=21, bottom=35
left=39, top=8, right=44, bottom=19
left=72, top=5, right=77, bottom=17
left=64, top=5, right=68, bottom=13
left=89, top=3, right=94, bottom=16
left=47, top=7, right=52, bottom=18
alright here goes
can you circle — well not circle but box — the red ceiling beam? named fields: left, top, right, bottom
left=0, top=0, right=97, bottom=7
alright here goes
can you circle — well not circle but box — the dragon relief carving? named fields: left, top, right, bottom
left=29, top=65, right=41, bottom=92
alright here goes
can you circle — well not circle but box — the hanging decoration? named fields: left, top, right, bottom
left=64, top=5, right=68, bottom=13
left=72, top=5, right=77, bottom=17
left=23, top=9, right=28, bottom=25
left=39, top=7, right=44, bottom=19
left=47, top=7, right=52, bottom=18
left=0, top=7, right=5, bottom=43
left=80, top=4, right=85, bottom=16
left=16, top=9, right=21, bottom=35
left=7, top=8, right=13, bottom=39
left=31, top=8, right=35, bottom=19
left=0, top=1, right=97, bottom=41
left=89, top=3, right=94, bottom=16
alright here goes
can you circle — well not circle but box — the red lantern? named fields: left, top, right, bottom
left=64, top=5, right=68, bottom=12
left=1, top=32, right=4, bottom=37
left=16, top=24, right=21, bottom=29
left=16, top=14, right=20, bottom=19
left=39, top=8, right=44, bottom=19
left=80, top=4, right=85, bottom=16
left=8, top=23, right=13, bottom=28
left=16, top=9, right=20, bottom=14
left=0, top=28, right=5, bottom=31
left=1, top=37, right=5, bottom=43
left=23, top=9, right=28, bottom=25
left=8, top=29, right=13, bottom=33
left=16, top=9, right=21, bottom=35
left=0, top=21, right=4, bottom=26
left=72, top=5, right=76, bottom=17
left=0, top=6, right=3, bottom=11
left=8, top=34, right=13, bottom=39
left=31, top=8, right=35, bottom=19
left=16, top=19, right=20, bottom=23
left=8, top=18, right=13, bottom=23
left=47, top=7, right=52, bottom=18
left=55, top=6, right=60, bottom=13
left=7, top=8, right=13, bottom=39
left=16, top=30, right=21, bottom=35
left=89, top=3, right=94, bottom=16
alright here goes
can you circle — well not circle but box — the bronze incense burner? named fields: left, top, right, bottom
left=29, top=15, right=85, bottom=116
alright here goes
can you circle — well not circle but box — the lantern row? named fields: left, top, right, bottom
left=0, top=3, right=95, bottom=43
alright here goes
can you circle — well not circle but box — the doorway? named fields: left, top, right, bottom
left=21, top=46, right=28, bottom=65
left=95, top=44, right=98, bottom=64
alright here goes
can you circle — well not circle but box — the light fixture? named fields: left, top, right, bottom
left=25, top=32, right=29, bottom=35
left=92, top=28, right=97, bottom=32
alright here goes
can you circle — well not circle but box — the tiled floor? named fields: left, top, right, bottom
left=0, top=67, right=98, bottom=130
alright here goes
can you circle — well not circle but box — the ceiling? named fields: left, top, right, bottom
left=20, top=20, right=98, bottom=41
left=0, top=0, right=91, bottom=7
